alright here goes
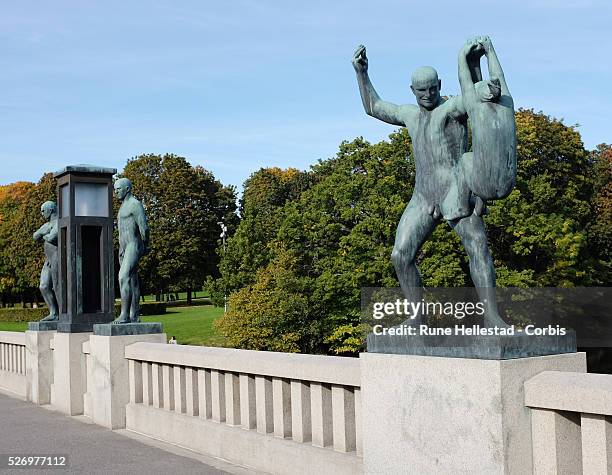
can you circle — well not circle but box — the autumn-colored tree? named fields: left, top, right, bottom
left=0, top=175, right=55, bottom=306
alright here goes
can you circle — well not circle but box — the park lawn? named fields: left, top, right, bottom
left=0, top=321, right=28, bottom=332
left=142, top=305, right=225, bottom=346
left=0, top=306, right=226, bottom=347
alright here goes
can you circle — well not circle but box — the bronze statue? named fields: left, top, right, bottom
left=33, top=201, right=59, bottom=321
left=112, top=178, right=149, bottom=324
left=352, top=36, right=516, bottom=327
left=458, top=36, right=516, bottom=202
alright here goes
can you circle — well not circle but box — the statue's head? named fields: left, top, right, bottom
left=475, top=78, right=501, bottom=102
left=40, top=201, right=56, bottom=220
left=410, top=66, right=441, bottom=110
left=114, top=178, right=132, bottom=201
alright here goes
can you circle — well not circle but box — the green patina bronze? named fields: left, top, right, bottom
left=33, top=201, right=59, bottom=322
left=352, top=36, right=516, bottom=327
left=112, top=178, right=149, bottom=324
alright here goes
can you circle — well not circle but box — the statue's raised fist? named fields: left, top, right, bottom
left=352, top=44, right=368, bottom=73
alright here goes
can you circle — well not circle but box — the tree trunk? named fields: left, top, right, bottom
left=187, top=289, right=192, bottom=305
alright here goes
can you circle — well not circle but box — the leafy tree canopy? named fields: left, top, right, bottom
left=216, top=110, right=609, bottom=354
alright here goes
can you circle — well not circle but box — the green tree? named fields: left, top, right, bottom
left=208, top=167, right=313, bottom=305
left=216, top=110, right=604, bottom=355
left=587, top=143, right=612, bottom=283
left=215, top=248, right=310, bottom=352
left=486, top=109, right=595, bottom=286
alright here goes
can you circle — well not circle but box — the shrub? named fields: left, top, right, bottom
left=0, top=301, right=166, bottom=322
left=0, top=307, right=47, bottom=322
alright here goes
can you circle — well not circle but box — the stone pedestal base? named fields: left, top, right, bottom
left=28, top=321, right=58, bottom=331
left=93, top=322, right=163, bottom=336
left=367, top=330, right=577, bottom=359
left=87, top=333, right=166, bottom=429
left=360, top=352, right=586, bottom=474
left=25, top=330, right=55, bottom=404
left=51, top=332, right=90, bottom=415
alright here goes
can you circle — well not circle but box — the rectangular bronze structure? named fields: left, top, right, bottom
left=55, top=165, right=117, bottom=332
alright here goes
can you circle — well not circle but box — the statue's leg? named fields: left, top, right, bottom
left=39, top=263, right=58, bottom=321
left=49, top=256, right=60, bottom=316
left=114, top=245, right=139, bottom=324
left=129, top=270, right=140, bottom=323
left=450, top=213, right=508, bottom=327
left=391, top=197, right=438, bottom=324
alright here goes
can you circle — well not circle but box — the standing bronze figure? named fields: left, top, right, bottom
left=33, top=201, right=59, bottom=321
left=352, top=36, right=516, bottom=327
left=113, top=178, right=149, bottom=324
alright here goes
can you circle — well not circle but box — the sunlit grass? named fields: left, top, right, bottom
left=0, top=305, right=226, bottom=347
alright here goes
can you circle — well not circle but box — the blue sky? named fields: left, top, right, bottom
left=1, top=0, right=611, bottom=190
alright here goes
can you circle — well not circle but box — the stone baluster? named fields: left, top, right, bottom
left=162, top=364, right=174, bottom=411
left=185, top=367, right=199, bottom=416
left=239, top=374, right=256, bottom=430
left=332, top=386, right=356, bottom=452
left=198, top=369, right=212, bottom=419
left=211, top=369, right=225, bottom=422
left=128, top=360, right=143, bottom=404
left=291, top=380, right=311, bottom=443
left=173, top=366, right=186, bottom=414
left=311, top=382, right=333, bottom=447
left=151, top=362, right=163, bottom=409
left=581, top=413, right=612, bottom=474
left=255, top=375, right=273, bottom=434
left=273, top=378, right=291, bottom=438
left=141, top=362, right=153, bottom=406
left=224, top=372, right=240, bottom=425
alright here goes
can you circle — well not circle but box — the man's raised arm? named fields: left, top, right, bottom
left=352, top=45, right=405, bottom=126
left=480, top=37, right=511, bottom=98
left=458, top=39, right=479, bottom=102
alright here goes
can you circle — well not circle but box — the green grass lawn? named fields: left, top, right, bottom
left=0, top=306, right=226, bottom=347
left=142, top=306, right=225, bottom=346
left=0, top=321, right=28, bottom=332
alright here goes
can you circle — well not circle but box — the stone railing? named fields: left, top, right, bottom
left=0, top=331, right=27, bottom=397
left=125, top=342, right=362, bottom=474
left=525, top=371, right=612, bottom=474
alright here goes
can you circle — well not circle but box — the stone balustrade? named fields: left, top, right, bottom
left=4, top=328, right=610, bottom=474
left=525, top=371, right=612, bottom=474
left=124, top=342, right=362, bottom=474
left=0, top=331, right=27, bottom=397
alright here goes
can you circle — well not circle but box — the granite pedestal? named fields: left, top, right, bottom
left=88, top=323, right=165, bottom=429
left=28, top=321, right=58, bottom=331
left=360, top=352, right=586, bottom=474
left=93, top=322, right=162, bottom=336
left=51, top=332, right=90, bottom=415
left=25, top=330, right=55, bottom=404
